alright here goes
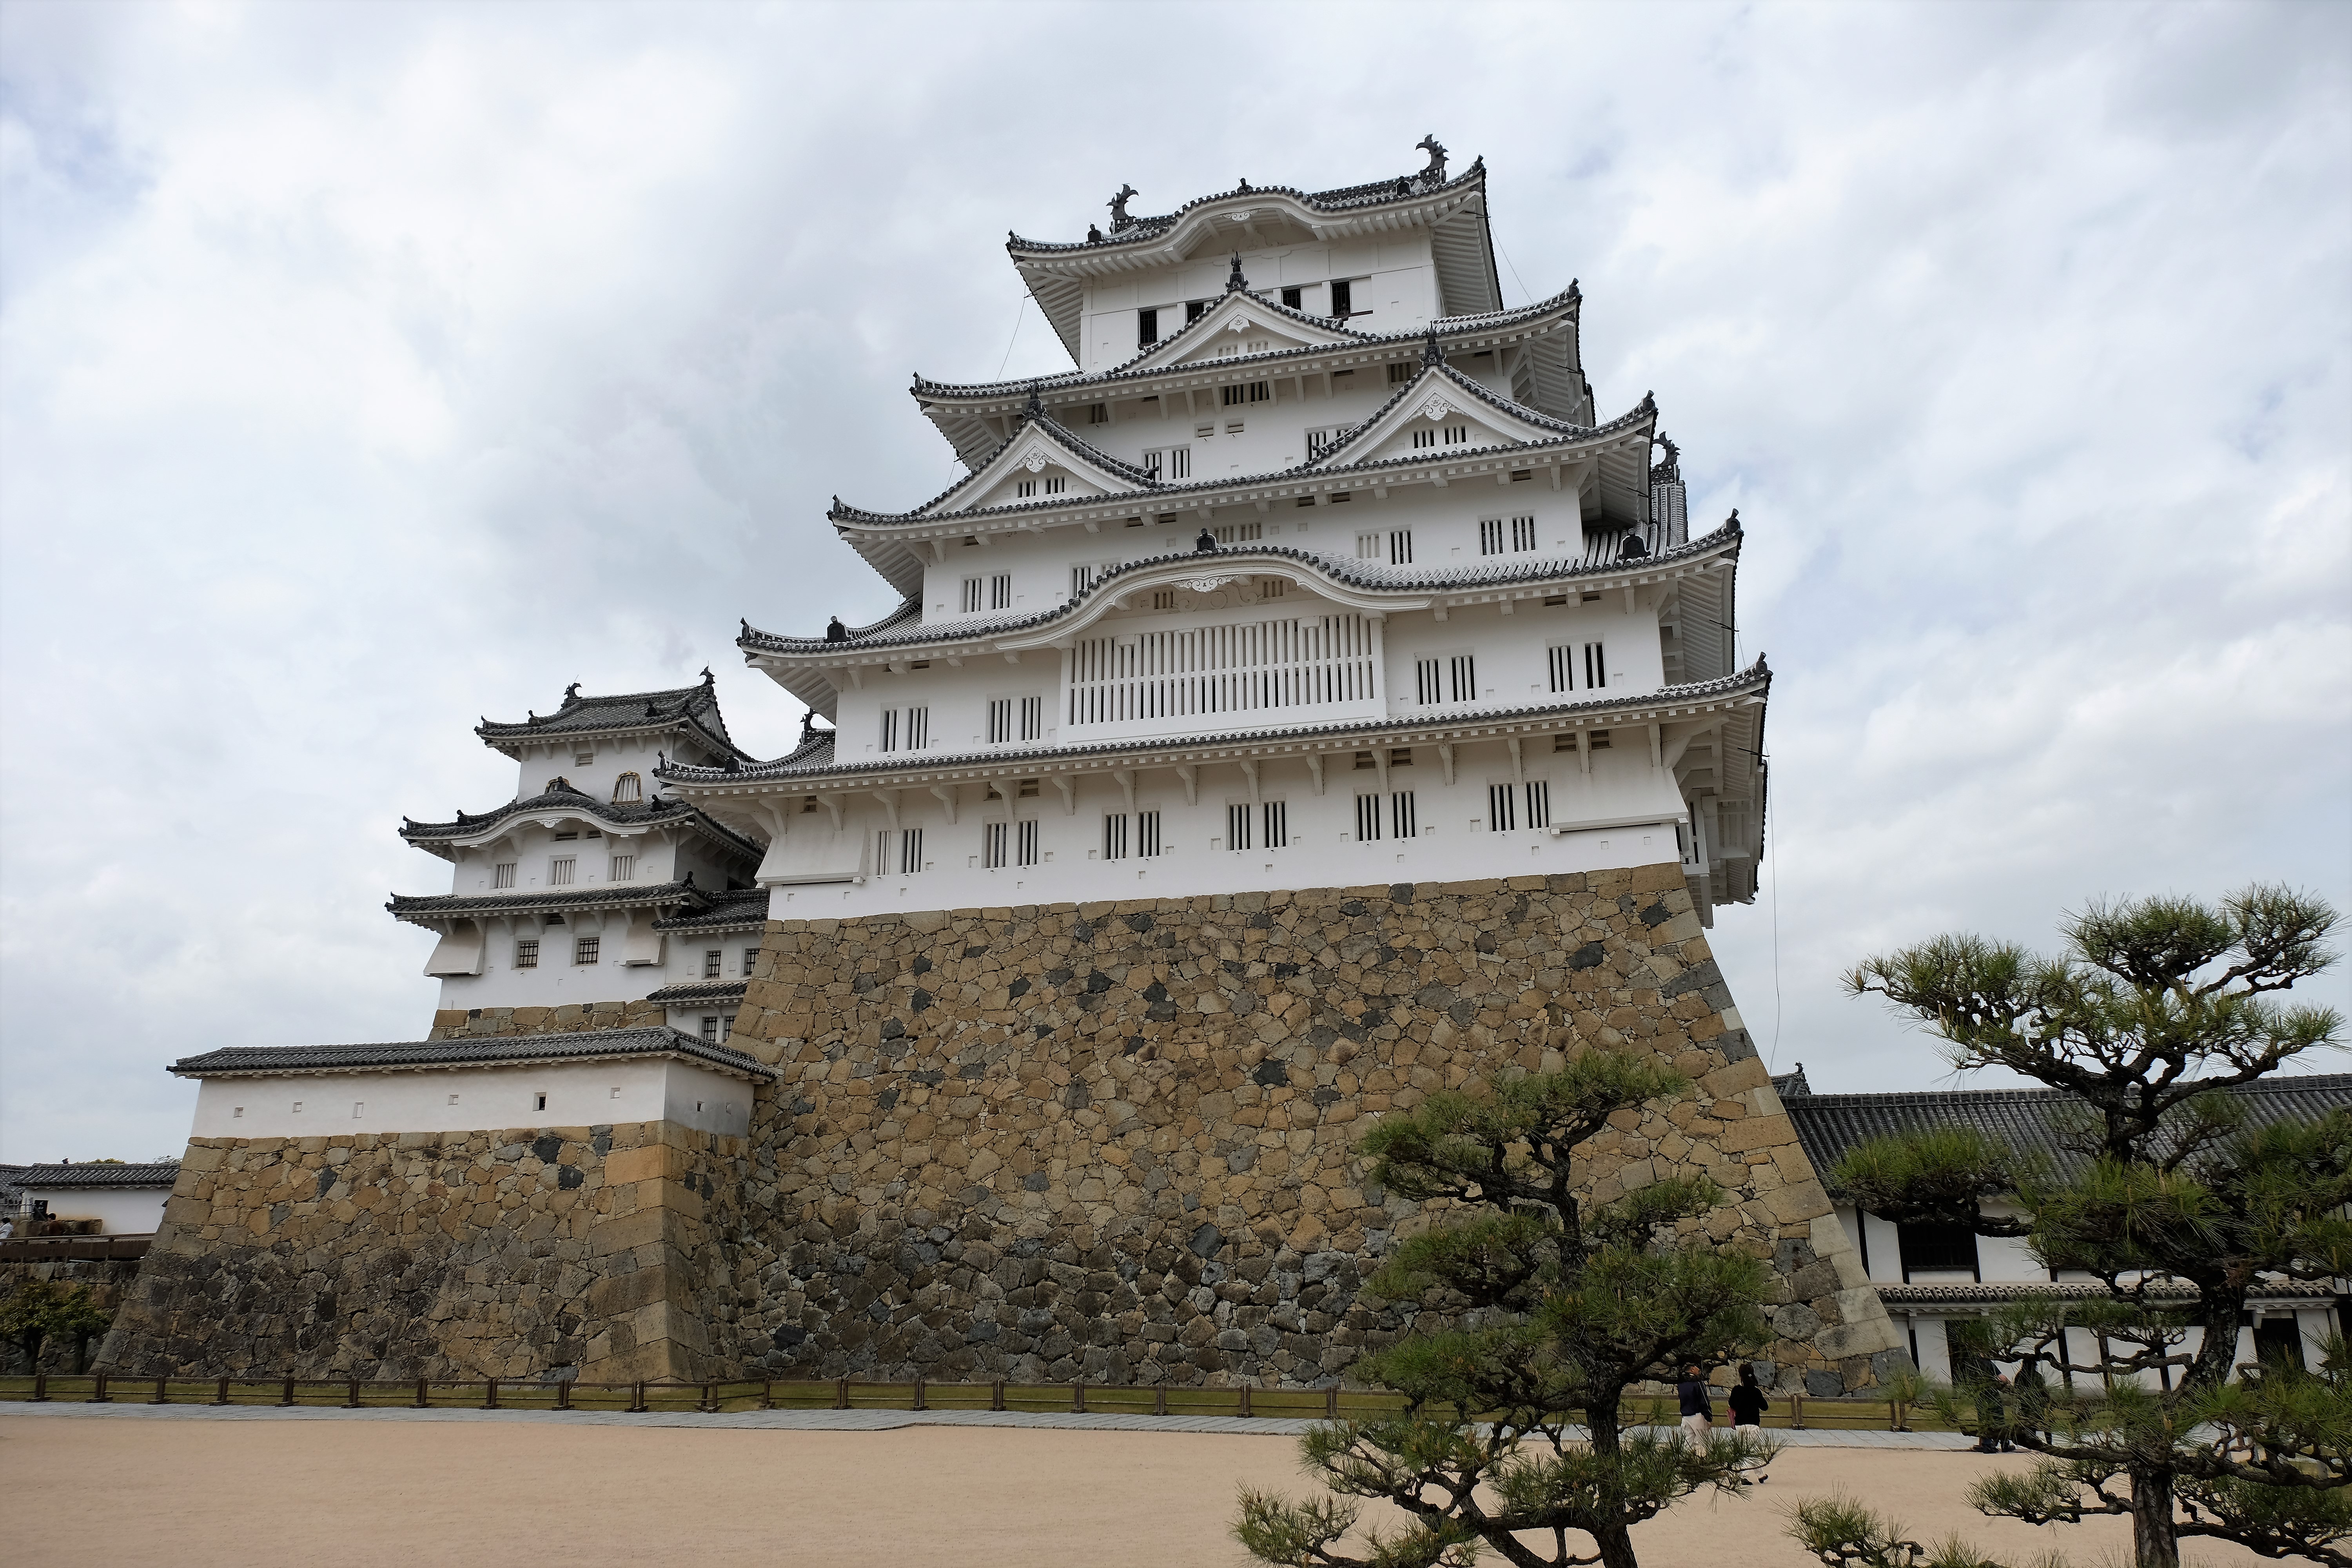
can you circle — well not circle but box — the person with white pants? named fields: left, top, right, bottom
left=1676, top=1362, right=1713, bottom=1440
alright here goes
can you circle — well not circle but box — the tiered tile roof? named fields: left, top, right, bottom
left=476, top=674, right=743, bottom=761
left=169, top=1026, right=774, bottom=1082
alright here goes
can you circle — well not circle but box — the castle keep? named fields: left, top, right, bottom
left=104, top=145, right=1906, bottom=1396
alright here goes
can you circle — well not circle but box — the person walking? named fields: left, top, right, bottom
left=1676, top=1363, right=1713, bottom=1443
left=2013, top=1361, right=2050, bottom=1444
left=1973, top=1370, right=2015, bottom=1453
left=1726, top=1363, right=1769, bottom=1481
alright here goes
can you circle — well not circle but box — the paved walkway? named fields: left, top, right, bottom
left=0, top=1399, right=1975, bottom=1446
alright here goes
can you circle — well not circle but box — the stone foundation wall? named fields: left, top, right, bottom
left=428, top=1000, right=666, bottom=1041
left=99, top=1120, right=744, bottom=1383
left=0, top=1258, right=144, bottom=1375
left=715, top=865, right=1905, bottom=1392
left=111, top=866, right=1905, bottom=1392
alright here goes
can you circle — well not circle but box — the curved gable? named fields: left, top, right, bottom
left=911, top=410, right=1156, bottom=519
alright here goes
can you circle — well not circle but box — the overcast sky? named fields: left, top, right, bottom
left=3, top=2, right=2347, bottom=1162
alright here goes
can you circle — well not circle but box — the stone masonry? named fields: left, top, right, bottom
left=710, top=864, right=1905, bottom=1393
left=98, top=864, right=1905, bottom=1392
left=427, top=999, right=666, bottom=1042
left=100, top=1118, right=745, bottom=1383
left=0, top=1258, right=144, bottom=1374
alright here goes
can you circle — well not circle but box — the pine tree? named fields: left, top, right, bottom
left=1811, top=885, right=2350, bottom=1568
left=1234, top=1050, right=1775, bottom=1568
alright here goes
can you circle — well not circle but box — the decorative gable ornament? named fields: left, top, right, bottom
left=1021, top=450, right=1049, bottom=473
left=1419, top=398, right=1455, bottom=422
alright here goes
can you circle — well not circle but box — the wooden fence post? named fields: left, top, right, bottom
left=1326, top=1387, right=1339, bottom=1419
left=214, top=1376, right=230, bottom=1406
left=1791, top=1390, right=1805, bottom=1430
left=991, top=1379, right=1005, bottom=1412
left=912, top=1377, right=926, bottom=1412
left=701, top=1380, right=716, bottom=1413
left=281, top=1376, right=295, bottom=1406
left=414, top=1377, right=428, bottom=1408
left=1073, top=1381, right=1086, bottom=1414
left=31, top=1372, right=47, bottom=1403
left=835, top=1377, right=849, bottom=1410
left=1154, top=1385, right=1167, bottom=1416
left=1238, top=1384, right=1252, bottom=1418
left=149, top=1377, right=168, bottom=1405
left=484, top=1378, right=498, bottom=1410
left=91, top=1372, right=110, bottom=1404
left=346, top=1380, right=362, bottom=1408
left=630, top=1381, right=647, bottom=1413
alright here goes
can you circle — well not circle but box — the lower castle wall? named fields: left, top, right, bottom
left=428, top=1000, right=666, bottom=1041
left=99, top=1120, right=744, bottom=1383
left=715, top=865, right=1904, bottom=1393
left=105, top=866, right=1906, bottom=1394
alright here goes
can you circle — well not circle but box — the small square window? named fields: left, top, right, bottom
left=573, top=935, right=600, bottom=965
left=514, top=938, right=540, bottom=969
left=534, top=1093, right=547, bottom=1112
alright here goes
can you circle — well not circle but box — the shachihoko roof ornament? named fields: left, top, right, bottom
left=1416, top=134, right=1447, bottom=186
left=1109, top=182, right=1138, bottom=231
left=1225, top=254, right=1249, bottom=293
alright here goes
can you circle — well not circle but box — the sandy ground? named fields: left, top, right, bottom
left=0, top=1416, right=2274, bottom=1566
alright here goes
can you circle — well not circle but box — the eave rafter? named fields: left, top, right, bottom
left=746, top=526, right=1738, bottom=682
left=837, top=412, right=1655, bottom=550
left=911, top=288, right=1580, bottom=423
left=664, top=666, right=1769, bottom=805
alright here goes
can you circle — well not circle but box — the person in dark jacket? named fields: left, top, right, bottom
left=1973, top=1370, right=2015, bottom=1453
left=2012, top=1362, right=2050, bottom=1444
left=1676, top=1363, right=1713, bottom=1440
left=1726, top=1363, right=1769, bottom=1480
left=1727, top=1364, right=1768, bottom=1428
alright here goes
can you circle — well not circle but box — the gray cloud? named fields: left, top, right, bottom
left=3, top=1, right=2346, bottom=1159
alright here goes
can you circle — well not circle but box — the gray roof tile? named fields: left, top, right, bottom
left=399, top=782, right=761, bottom=859
left=644, top=980, right=748, bottom=1006
left=169, top=1026, right=774, bottom=1082
left=477, top=677, right=741, bottom=759
left=1006, top=159, right=1487, bottom=255
left=18, top=1161, right=180, bottom=1189
left=1784, top=1073, right=2352, bottom=1190
left=385, top=880, right=713, bottom=924
left=652, top=891, right=773, bottom=932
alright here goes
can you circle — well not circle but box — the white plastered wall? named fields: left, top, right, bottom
left=1079, top=236, right=1438, bottom=374
left=19, top=1187, right=169, bottom=1234
left=187, top=1058, right=755, bottom=1141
